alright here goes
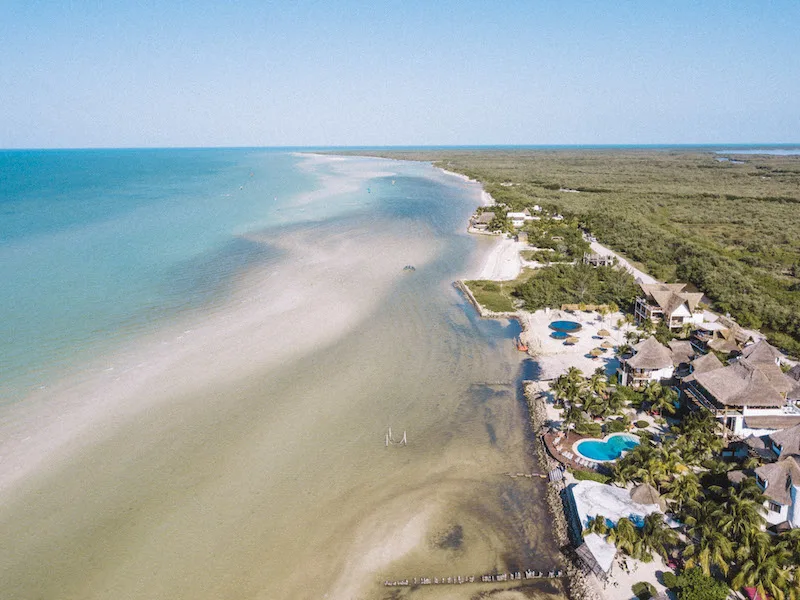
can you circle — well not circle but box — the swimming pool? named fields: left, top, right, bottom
left=575, top=433, right=640, bottom=462
left=551, top=331, right=569, bottom=339
left=549, top=320, right=582, bottom=332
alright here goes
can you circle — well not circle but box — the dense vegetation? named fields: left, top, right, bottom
left=347, top=149, right=800, bottom=356
left=515, top=263, right=638, bottom=313
left=465, top=262, right=637, bottom=315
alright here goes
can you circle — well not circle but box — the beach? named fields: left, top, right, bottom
left=0, top=153, right=564, bottom=600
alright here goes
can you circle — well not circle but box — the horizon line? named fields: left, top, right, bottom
left=2, top=142, right=800, bottom=152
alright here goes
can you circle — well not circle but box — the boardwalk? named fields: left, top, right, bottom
left=383, top=569, right=565, bottom=587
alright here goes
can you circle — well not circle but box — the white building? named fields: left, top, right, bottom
left=634, top=283, right=704, bottom=330
left=568, top=481, right=666, bottom=577
left=618, top=336, right=675, bottom=388
left=756, top=455, right=800, bottom=530
left=682, top=340, right=798, bottom=437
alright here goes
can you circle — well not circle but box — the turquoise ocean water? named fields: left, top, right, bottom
left=0, top=150, right=375, bottom=402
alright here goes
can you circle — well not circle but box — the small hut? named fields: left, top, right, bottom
left=565, top=336, right=579, bottom=345
left=601, top=341, right=614, bottom=349
left=597, top=329, right=611, bottom=337
left=630, top=483, right=667, bottom=511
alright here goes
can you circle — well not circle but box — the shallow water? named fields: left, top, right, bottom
left=0, top=153, right=564, bottom=599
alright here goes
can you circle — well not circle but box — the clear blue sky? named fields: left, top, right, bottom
left=1, top=0, right=798, bottom=148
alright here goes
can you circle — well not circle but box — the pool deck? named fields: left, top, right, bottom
left=543, top=431, right=604, bottom=472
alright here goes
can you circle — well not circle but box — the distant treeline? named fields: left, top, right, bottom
left=342, top=149, right=800, bottom=355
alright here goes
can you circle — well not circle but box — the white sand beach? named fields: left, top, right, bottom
left=519, top=309, right=632, bottom=380
left=471, top=236, right=524, bottom=281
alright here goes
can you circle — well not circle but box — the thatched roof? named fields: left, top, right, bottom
left=629, top=483, right=667, bottom=511
left=683, top=352, right=724, bottom=383
left=745, top=416, right=800, bottom=430
left=694, top=358, right=786, bottom=408
left=597, top=329, right=611, bottom=337
left=668, top=340, right=695, bottom=367
left=707, top=336, right=741, bottom=354
left=769, top=423, right=800, bottom=455
left=743, top=434, right=769, bottom=450
left=741, top=340, right=782, bottom=366
left=474, top=212, right=495, bottom=224
left=755, top=456, right=800, bottom=505
left=601, top=341, right=614, bottom=349
left=626, top=336, right=673, bottom=370
left=639, top=282, right=704, bottom=316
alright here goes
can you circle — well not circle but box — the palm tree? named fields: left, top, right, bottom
left=732, top=536, right=792, bottom=600
left=719, top=484, right=766, bottom=561
left=565, top=367, right=585, bottom=387
left=550, top=375, right=570, bottom=408
left=640, top=513, right=678, bottom=560
left=625, top=330, right=640, bottom=345
left=561, top=404, right=585, bottom=440
left=664, top=472, right=704, bottom=514
left=685, top=507, right=734, bottom=576
left=584, top=514, right=609, bottom=537
left=587, top=371, right=608, bottom=399
left=644, top=381, right=677, bottom=416
left=608, top=517, right=641, bottom=558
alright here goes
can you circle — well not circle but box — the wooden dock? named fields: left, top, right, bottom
left=383, top=569, right=564, bottom=587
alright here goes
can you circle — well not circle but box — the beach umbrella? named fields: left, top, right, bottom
left=564, top=336, right=579, bottom=345
left=601, top=341, right=614, bottom=349
left=590, top=348, right=604, bottom=357
left=597, top=329, right=611, bottom=337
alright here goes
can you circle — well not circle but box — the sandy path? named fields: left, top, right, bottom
left=589, top=241, right=657, bottom=284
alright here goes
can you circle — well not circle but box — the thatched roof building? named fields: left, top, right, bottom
left=627, top=336, right=673, bottom=370
left=693, top=359, right=785, bottom=408
left=668, top=340, right=695, bottom=367
left=682, top=352, right=724, bottom=383
left=755, top=456, right=800, bottom=506
left=630, top=483, right=667, bottom=511
left=770, top=424, right=800, bottom=456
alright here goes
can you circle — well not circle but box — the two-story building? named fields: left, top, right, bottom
left=634, top=283, right=704, bottom=330
left=755, top=453, right=800, bottom=531
left=618, top=336, right=675, bottom=388
left=682, top=340, right=798, bottom=437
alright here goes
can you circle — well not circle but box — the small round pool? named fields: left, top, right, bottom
left=575, top=433, right=639, bottom=462
left=551, top=331, right=569, bottom=339
left=549, top=320, right=582, bottom=333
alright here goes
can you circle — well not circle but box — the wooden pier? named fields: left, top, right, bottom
left=383, top=569, right=564, bottom=587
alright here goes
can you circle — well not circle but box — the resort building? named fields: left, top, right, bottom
left=755, top=454, right=800, bottom=531
left=634, top=283, right=704, bottom=330
left=691, top=316, right=754, bottom=356
left=582, top=252, right=614, bottom=267
left=567, top=480, right=667, bottom=577
left=728, top=425, right=800, bottom=531
left=470, top=212, right=495, bottom=231
left=618, top=336, right=675, bottom=388
left=506, top=208, right=540, bottom=228
left=682, top=340, right=799, bottom=437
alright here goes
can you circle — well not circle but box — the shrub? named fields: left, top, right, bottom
left=571, top=469, right=610, bottom=484
left=671, top=567, right=729, bottom=600
left=635, top=420, right=650, bottom=428
left=632, top=581, right=656, bottom=600
left=662, top=572, right=678, bottom=589
left=606, top=419, right=627, bottom=433
left=575, top=422, right=603, bottom=437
